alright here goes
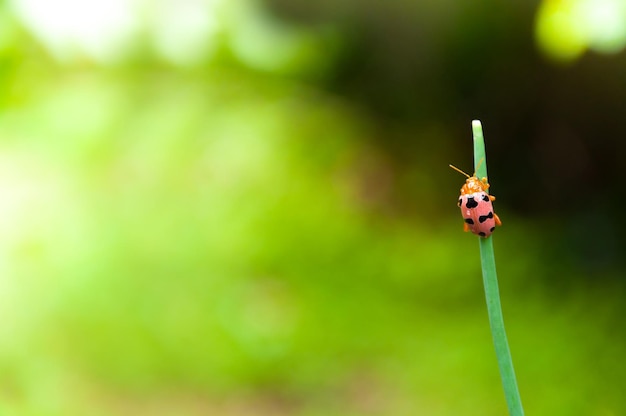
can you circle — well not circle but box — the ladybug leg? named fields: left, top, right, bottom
left=463, top=222, right=470, bottom=232
left=494, top=213, right=502, bottom=226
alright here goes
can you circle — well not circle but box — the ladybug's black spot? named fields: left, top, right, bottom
left=457, top=198, right=462, bottom=207
left=464, top=218, right=474, bottom=225
left=482, top=194, right=490, bottom=202
left=479, top=232, right=486, bottom=237
left=479, top=211, right=494, bottom=223
left=490, top=227, right=495, bottom=232
left=465, top=196, right=478, bottom=209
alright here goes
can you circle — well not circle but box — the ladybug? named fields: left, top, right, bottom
left=449, top=164, right=502, bottom=238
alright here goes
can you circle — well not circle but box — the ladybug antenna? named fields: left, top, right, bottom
left=449, top=164, right=471, bottom=178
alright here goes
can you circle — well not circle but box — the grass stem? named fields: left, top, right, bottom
left=472, top=120, right=524, bottom=416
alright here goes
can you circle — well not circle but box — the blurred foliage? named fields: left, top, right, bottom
left=0, top=0, right=625, bottom=415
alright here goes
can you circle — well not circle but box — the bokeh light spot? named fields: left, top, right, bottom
left=579, top=0, right=626, bottom=53
left=535, top=0, right=586, bottom=62
left=535, top=0, right=626, bottom=61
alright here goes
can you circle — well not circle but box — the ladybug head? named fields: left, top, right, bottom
left=462, top=176, right=489, bottom=194
left=449, top=163, right=490, bottom=195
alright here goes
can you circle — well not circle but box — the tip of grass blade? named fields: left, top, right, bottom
left=471, top=120, right=488, bottom=180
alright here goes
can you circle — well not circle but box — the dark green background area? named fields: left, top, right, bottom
left=0, top=1, right=624, bottom=415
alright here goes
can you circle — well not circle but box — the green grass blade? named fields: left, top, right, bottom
left=472, top=120, right=524, bottom=416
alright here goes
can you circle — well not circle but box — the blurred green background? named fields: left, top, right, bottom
left=1, top=0, right=626, bottom=414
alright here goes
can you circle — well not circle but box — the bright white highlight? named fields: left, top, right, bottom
left=9, top=0, right=140, bottom=63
